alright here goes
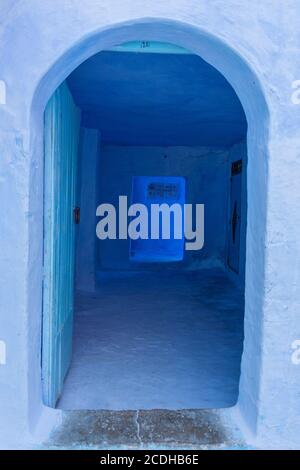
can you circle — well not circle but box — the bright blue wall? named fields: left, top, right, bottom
left=67, top=51, right=247, bottom=147
left=130, top=176, right=186, bottom=262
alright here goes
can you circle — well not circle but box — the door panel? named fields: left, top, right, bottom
left=42, top=82, right=81, bottom=407
left=227, top=160, right=242, bottom=273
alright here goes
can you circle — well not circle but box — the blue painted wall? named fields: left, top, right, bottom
left=71, top=49, right=248, bottom=278
left=95, top=145, right=231, bottom=273
left=130, top=176, right=186, bottom=262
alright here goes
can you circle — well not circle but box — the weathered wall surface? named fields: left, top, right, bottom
left=0, top=0, right=300, bottom=449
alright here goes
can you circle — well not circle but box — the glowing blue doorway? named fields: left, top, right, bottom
left=130, top=176, right=185, bottom=262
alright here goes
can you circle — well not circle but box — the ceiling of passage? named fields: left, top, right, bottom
left=67, top=48, right=247, bottom=146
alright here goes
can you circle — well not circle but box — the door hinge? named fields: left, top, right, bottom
left=74, top=206, right=80, bottom=224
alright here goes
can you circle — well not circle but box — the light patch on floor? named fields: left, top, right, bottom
left=58, top=269, right=244, bottom=410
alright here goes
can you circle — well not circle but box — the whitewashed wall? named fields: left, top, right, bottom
left=0, top=0, right=299, bottom=449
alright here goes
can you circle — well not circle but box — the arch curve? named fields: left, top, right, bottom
left=31, top=18, right=270, bottom=132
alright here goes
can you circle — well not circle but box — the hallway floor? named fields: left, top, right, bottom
left=58, top=269, right=244, bottom=410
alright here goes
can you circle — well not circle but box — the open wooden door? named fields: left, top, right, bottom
left=42, top=82, right=81, bottom=407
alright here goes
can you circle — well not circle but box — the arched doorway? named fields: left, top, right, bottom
left=28, top=19, right=269, bottom=440
left=42, top=40, right=248, bottom=411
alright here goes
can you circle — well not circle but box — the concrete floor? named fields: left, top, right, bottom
left=46, top=409, right=244, bottom=449
left=58, top=268, right=244, bottom=410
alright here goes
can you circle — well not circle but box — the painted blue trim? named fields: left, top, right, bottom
left=107, top=41, right=192, bottom=54
left=42, top=81, right=81, bottom=407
